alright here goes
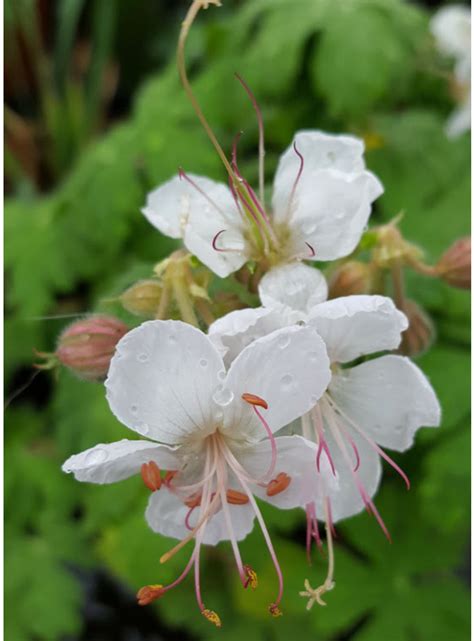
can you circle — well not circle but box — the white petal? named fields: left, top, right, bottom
left=208, top=307, right=284, bottom=367
left=316, top=426, right=382, bottom=523
left=273, top=131, right=368, bottom=216
left=258, top=263, right=328, bottom=315
left=282, top=169, right=383, bottom=261
left=145, top=488, right=255, bottom=546
left=62, top=439, right=179, bottom=484
left=142, top=174, right=248, bottom=277
left=221, top=325, right=331, bottom=441
left=237, top=435, right=320, bottom=508
left=431, top=6, right=471, bottom=59
left=329, top=355, right=441, bottom=452
left=308, top=295, right=408, bottom=363
left=105, top=320, right=225, bottom=445
left=446, top=100, right=471, bottom=138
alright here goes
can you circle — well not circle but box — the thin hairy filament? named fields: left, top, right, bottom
left=237, top=474, right=284, bottom=608
left=235, top=73, right=265, bottom=206
left=286, top=142, right=305, bottom=219
left=179, top=168, right=227, bottom=215
left=326, top=396, right=410, bottom=490
left=177, top=0, right=235, bottom=180
left=252, top=406, right=277, bottom=480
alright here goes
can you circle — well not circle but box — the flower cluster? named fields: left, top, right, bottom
left=57, top=0, right=466, bottom=628
left=62, top=128, right=441, bottom=623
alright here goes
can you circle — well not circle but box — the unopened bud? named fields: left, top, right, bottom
left=121, top=280, right=162, bottom=317
left=399, top=300, right=434, bottom=357
left=436, top=237, right=471, bottom=289
left=373, top=223, right=422, bottom=269
left=56, top=315, right=128, bottom=381
left=328, top=261, right=373, bottom=298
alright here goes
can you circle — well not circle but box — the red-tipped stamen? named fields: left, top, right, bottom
left=305, top=242, right=316, bottom=258
left=235, top=72, right=266, bottom=206
left=286, top=142, right=305, bottom=219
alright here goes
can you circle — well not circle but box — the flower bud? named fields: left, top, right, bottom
left=435, top=236, right=471, bottom=289
left=56, top=315, right=128, bottom=381
left=120, top=280, right=162, bottom=317
left=328, top=261, right=373, bottom=298
left=399, top=300, right=434, bottom=357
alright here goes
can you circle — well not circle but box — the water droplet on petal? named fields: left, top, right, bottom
left=138, top=353, right=149, bottom=363
left=277, top=334, right=291, bottom=350
left=280, top=374, right=295, bottom=390
left=215, top=410, right=224, bottom=421
left=212, top=385, right=234, bottom=406
left=286, top=281, right=305, bottom=296
left=302, top=222, right=317, bottom=235
left=200, top=359, right=208, bottom=368
left=138, top=421, right=150, bottom=435
left=168, top=335, right=177, bottom=344
left=131, top=404, right=139, bottom=414
left=85, top=448, right=108, bottom=465
left=309, top=351, right=319, bottom=363
left=217, top=370, right=226, bottom=381
left=335, top=211, right=345, bottom=220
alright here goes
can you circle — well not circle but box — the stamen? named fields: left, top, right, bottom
left=305, top=242, right=316, bottom=258
left=286, top=142, right=305, bottom=219
left=299, top=498, right=335, bottom=609
left=163, top=470, right=178, bottom=487
left=202, top=609, right=222, bottom=627
left=244, top=565, right=258, bottom=590
left=316, top=437, right=336, bottom=476
left=268, top=603, right=283, bottom=617
left=137, top=584, right=164, bottom=606
left=242, top=393, right=277, bottom=480
left=226, top=489, right=250, bottom=504
left=241, top=393, right=268, bottom=409
left=140, top=461, right=162, bottom=492
left=212, top=229, right=227, bottom=251
left=185, top=493, right=202, bottom=508
left=266, top=472, right=291, bottom=497
left=235, top=73, right=266, bottom=206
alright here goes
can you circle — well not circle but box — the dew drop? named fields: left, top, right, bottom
left=138, top=353, right=149, bottom=363
left=200, top=359, right=208, bottom=368
left=286, top=281, right=305, bottom=296
left=335, top=211, right=345, bottom=220
left=212, top=385, right=234, bottom=407
left=168, top=335, right=177, bottom=344
left=277, top=334, right=291, bottom=350
left=131, top=404, right=139, bottom=414
left=217, top=369, right=226, bottom=381
left=215, top=410, right=224, bottom=421
left=280, top=373, right=295, bottom=390
left=85, top=448, right=108, bottom=465
left=138, top=421, right=150, bottom=435
left=302, top=221, right=317, bottom=235
left=309, top=351, right=319, bottom=363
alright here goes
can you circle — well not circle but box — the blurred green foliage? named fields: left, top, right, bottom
left=5, top=0, right=470, bottom=640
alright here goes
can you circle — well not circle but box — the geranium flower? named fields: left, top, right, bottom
left=431, top=5, right=471, bottom=137
left=142, top=130, right=383, bottom=278
left=209, top=276, right=440, bottom=605
left=62, top=319, right=331, bottom=624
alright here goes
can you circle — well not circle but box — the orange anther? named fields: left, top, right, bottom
left=266, top=472, right=291, bottom=497
left=226, top=489, right=250, bottom=505
left=185, top=493, right=202, bottom=508
left=241, top=393, right=268, bottom=410
left=141, top=461, right=162, bottom=492
left=137, top=584, right=164, bottom=606
left=202, top=608, right=222, bottom=627
left=163, top=470, right=178, bottom=486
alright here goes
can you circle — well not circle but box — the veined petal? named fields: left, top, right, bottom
left=145, top=488, right=255, bottom=546
left=237, top=435, right=320, bottom=508
left=259, top=263, right=328, bottom=316
left=62, top=439, right=179, bottom=484
left=273, top=131, right=368, bottom=217
left=106, top=321, right=225, bottom=445
left=208, top=307, right=284, bottom=367
left=308, top=295, right=408, bottom=363
left=221, top=325, right=331, bottom=441
left=282, top=169, right=383, bottom=261
left=329, top=355, right=441, bottom=452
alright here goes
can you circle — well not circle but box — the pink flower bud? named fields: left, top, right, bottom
left=436, top=236, right=471, bottom=289
left=328, top=261, right=373, bottom=299
left=56, top=315, right=128, bottom=381
left=399, top=300, right=434, bottom=357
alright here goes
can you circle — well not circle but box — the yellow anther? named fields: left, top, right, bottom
left=244, top=565, right=258, bottom=590
left=268, top=603, right=283, bottom=617
left=202, top=608, right=222, bottom=627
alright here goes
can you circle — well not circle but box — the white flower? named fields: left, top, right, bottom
left=431, top=5, right=471, bottom=137
left=210, top=269, right=441, bottom=604
left=62, top=319, right=331, bottom=623
left=142, top=131, right=383, bottom=277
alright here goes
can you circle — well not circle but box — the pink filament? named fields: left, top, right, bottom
left=316, top=437, right=336, bottom=476
left=286, top=142, right=305, bottom=217
left=252, top=405, right=277, bottom=480
left=212, top=229, right=227, bottom=252
left=178, top=167, right=226, bottom=215
left=305, top=242, right=316, bottom=258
